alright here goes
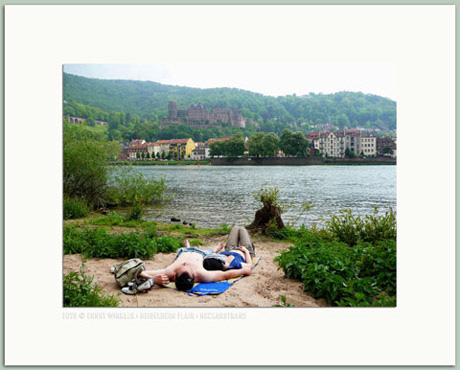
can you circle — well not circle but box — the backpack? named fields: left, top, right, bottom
left=110, top=258, right=146, bottom=287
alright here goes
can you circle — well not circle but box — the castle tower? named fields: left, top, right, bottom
left=168, top=101, right=177, bottom=119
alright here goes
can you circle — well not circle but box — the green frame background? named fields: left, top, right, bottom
left=1, top=0, right=458, bottom=369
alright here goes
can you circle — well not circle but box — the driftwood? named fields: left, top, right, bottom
left=247, top=201, right=285, bottom=234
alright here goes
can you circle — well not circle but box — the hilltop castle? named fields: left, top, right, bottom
left=164, top=101, right=246, bottom=128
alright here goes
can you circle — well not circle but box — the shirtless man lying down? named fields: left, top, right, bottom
left=122, top=242, right=252, bottom=294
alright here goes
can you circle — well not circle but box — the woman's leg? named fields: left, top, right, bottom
left=225, top=226, right=240, bottom=251
left=238, top=226, right=255, bottom=257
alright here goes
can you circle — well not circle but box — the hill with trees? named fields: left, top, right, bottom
left=63, top=73, right=396, bottom=136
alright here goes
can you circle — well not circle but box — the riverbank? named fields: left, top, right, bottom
left=210, top=157, right=396, bottom=166
left=111, top=160, right=210, bottom=166
left=63, top=215, right=325, bottom=307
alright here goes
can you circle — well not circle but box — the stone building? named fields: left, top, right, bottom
left=166, top=101, right=246, bottom=128
left=310, top=130, right=377, bottom=158
left=127, top=140, right=160, bottom=159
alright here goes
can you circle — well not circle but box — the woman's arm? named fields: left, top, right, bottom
left=198, top=265, right=252, bottom=283
left=238, top=246, right=252, bottom=263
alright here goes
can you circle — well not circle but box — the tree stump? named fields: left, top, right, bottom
left=247, top=201, right=285, bottom=234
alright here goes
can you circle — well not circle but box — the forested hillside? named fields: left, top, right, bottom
left=63, top=73, right=396, bottom=132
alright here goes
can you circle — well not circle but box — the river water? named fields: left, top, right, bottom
left=128, top=165, right=396, bottom=228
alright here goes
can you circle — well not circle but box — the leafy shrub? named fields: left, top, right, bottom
left=360, top=207, right=396, bottom=244
left=152, top=236, right=182, bottom=253
left=106, top=167, right=168, bottom=206
left=63, top=123, right=120, bottom=207
left=326, top=208, right=396, bottom=246
left=63, top=198, right=90, bottom=220
left=125, top=203, right=144, bottom=221
left=64, top=268, right=119, bottom=307
left=63, top=226, right=156, bottom=259
left=253, top=185, right=291, bottom=213
left=142, top=223, right=158, bottom=239
left=275, top=238, right=396, bottom=306
left=326, top=209, right=363, bottom=246
left=189, top=239, right=203, bottom=246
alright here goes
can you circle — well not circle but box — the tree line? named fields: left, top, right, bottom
left=64, top=73, right=396, bottom=132
left=209, top=129, right=310, bottom=158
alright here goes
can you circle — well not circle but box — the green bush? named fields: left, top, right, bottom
left=106, top=167, right=168, bottom=206
left=63, top=198, right=90, bottom=220
left=326, top=208, right=396, bottom=246
left=125, top=203, right=144, bottom=221
left=63, top=123, right=120, bottom=207
left=152, top=236, right=182, bottom=253
left=142, top=223, right=158, bottom=239
left=63, top=226, right=156, bottom=259
left=360, top=207, right=396, bottom=244
left=275, top=238, right=396, bottom=306
left=64, top=268, right=119, bottom=307
left=63, top=225, right=180, bottom=258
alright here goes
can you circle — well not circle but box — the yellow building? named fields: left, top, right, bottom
left=156, top=138, right=196, bottom=159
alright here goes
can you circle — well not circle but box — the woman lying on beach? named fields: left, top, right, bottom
left=122, top=231, right=253, bottom=295
left=201, top=226, right=256, bottom=272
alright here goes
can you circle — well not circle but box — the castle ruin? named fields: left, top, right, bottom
left=164, top=101, right=246, bottom=128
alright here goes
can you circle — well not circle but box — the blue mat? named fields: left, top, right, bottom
left=187, top=256, right=261, bottom=297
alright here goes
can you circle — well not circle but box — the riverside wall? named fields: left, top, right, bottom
left=210, top=157, right=396, bottom=166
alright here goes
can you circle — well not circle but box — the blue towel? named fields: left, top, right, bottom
left=187, top=280, right=236, bottom=296
left=187, top=257, right=261, bottom=296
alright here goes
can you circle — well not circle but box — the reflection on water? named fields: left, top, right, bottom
left=119, top=165, right=396, bottom=228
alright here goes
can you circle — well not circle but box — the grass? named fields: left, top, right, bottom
left=64, top=266, right=120, bottom=307
left=64, top=212, right=231, bottom=258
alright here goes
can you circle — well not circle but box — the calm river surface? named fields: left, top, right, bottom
left=129, top=165, right=396, bottom=228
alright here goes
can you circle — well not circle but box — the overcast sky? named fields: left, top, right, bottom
left=64, top=63, right=396, bottom=101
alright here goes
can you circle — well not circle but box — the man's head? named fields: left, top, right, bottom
left=203, top=254, right=226, bottom=271
left=175, top=269, right=195, bottom=291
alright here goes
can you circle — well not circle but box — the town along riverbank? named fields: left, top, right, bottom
left=210, top=157, right=396, bottom=166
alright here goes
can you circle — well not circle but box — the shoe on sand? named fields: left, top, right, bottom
left=137, top=278, right=154, bottom=291
left=121, top=285, right=138, bottom=295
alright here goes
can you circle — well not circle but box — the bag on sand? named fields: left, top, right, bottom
left=110, top=259, right=145, bottom=287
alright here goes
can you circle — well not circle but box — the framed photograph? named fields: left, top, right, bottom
left=5, top=4, right=455, bottom=366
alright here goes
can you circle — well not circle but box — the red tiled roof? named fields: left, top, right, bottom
left=170, top=139, right=190, bottom=144
left=156, top=140, right=172, bottom=144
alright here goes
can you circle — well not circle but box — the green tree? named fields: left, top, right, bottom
left=280, top=129, right=295, bottom=156
left=292, top=132, right=309, bottom=157
left=156, top=152, right=161, bottom=159
left=248, top=132, right=265, bottom=158
left=63, top=123, right=120, bottom=207
left=209, top=141, right=227, bottom=157
left=262, top=133, right=280, bottom=157
left=345, top=148, right=356, bottom=158
left=226, top=134, right=246, bottom=157
left=383, top=147, right=394, bottom=155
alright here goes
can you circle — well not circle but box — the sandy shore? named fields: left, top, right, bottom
left=63, top=237, right=326, bottom=307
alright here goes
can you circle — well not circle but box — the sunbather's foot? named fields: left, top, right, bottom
left=183, top=240, right=191, bottom=248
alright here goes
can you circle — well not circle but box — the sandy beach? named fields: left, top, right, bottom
left=63, top=236, right=326, bottom=308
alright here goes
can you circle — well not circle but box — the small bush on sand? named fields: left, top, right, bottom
left=64, top=267, right=119, bottom=307
left=326, top=208, right=396, bottom=246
